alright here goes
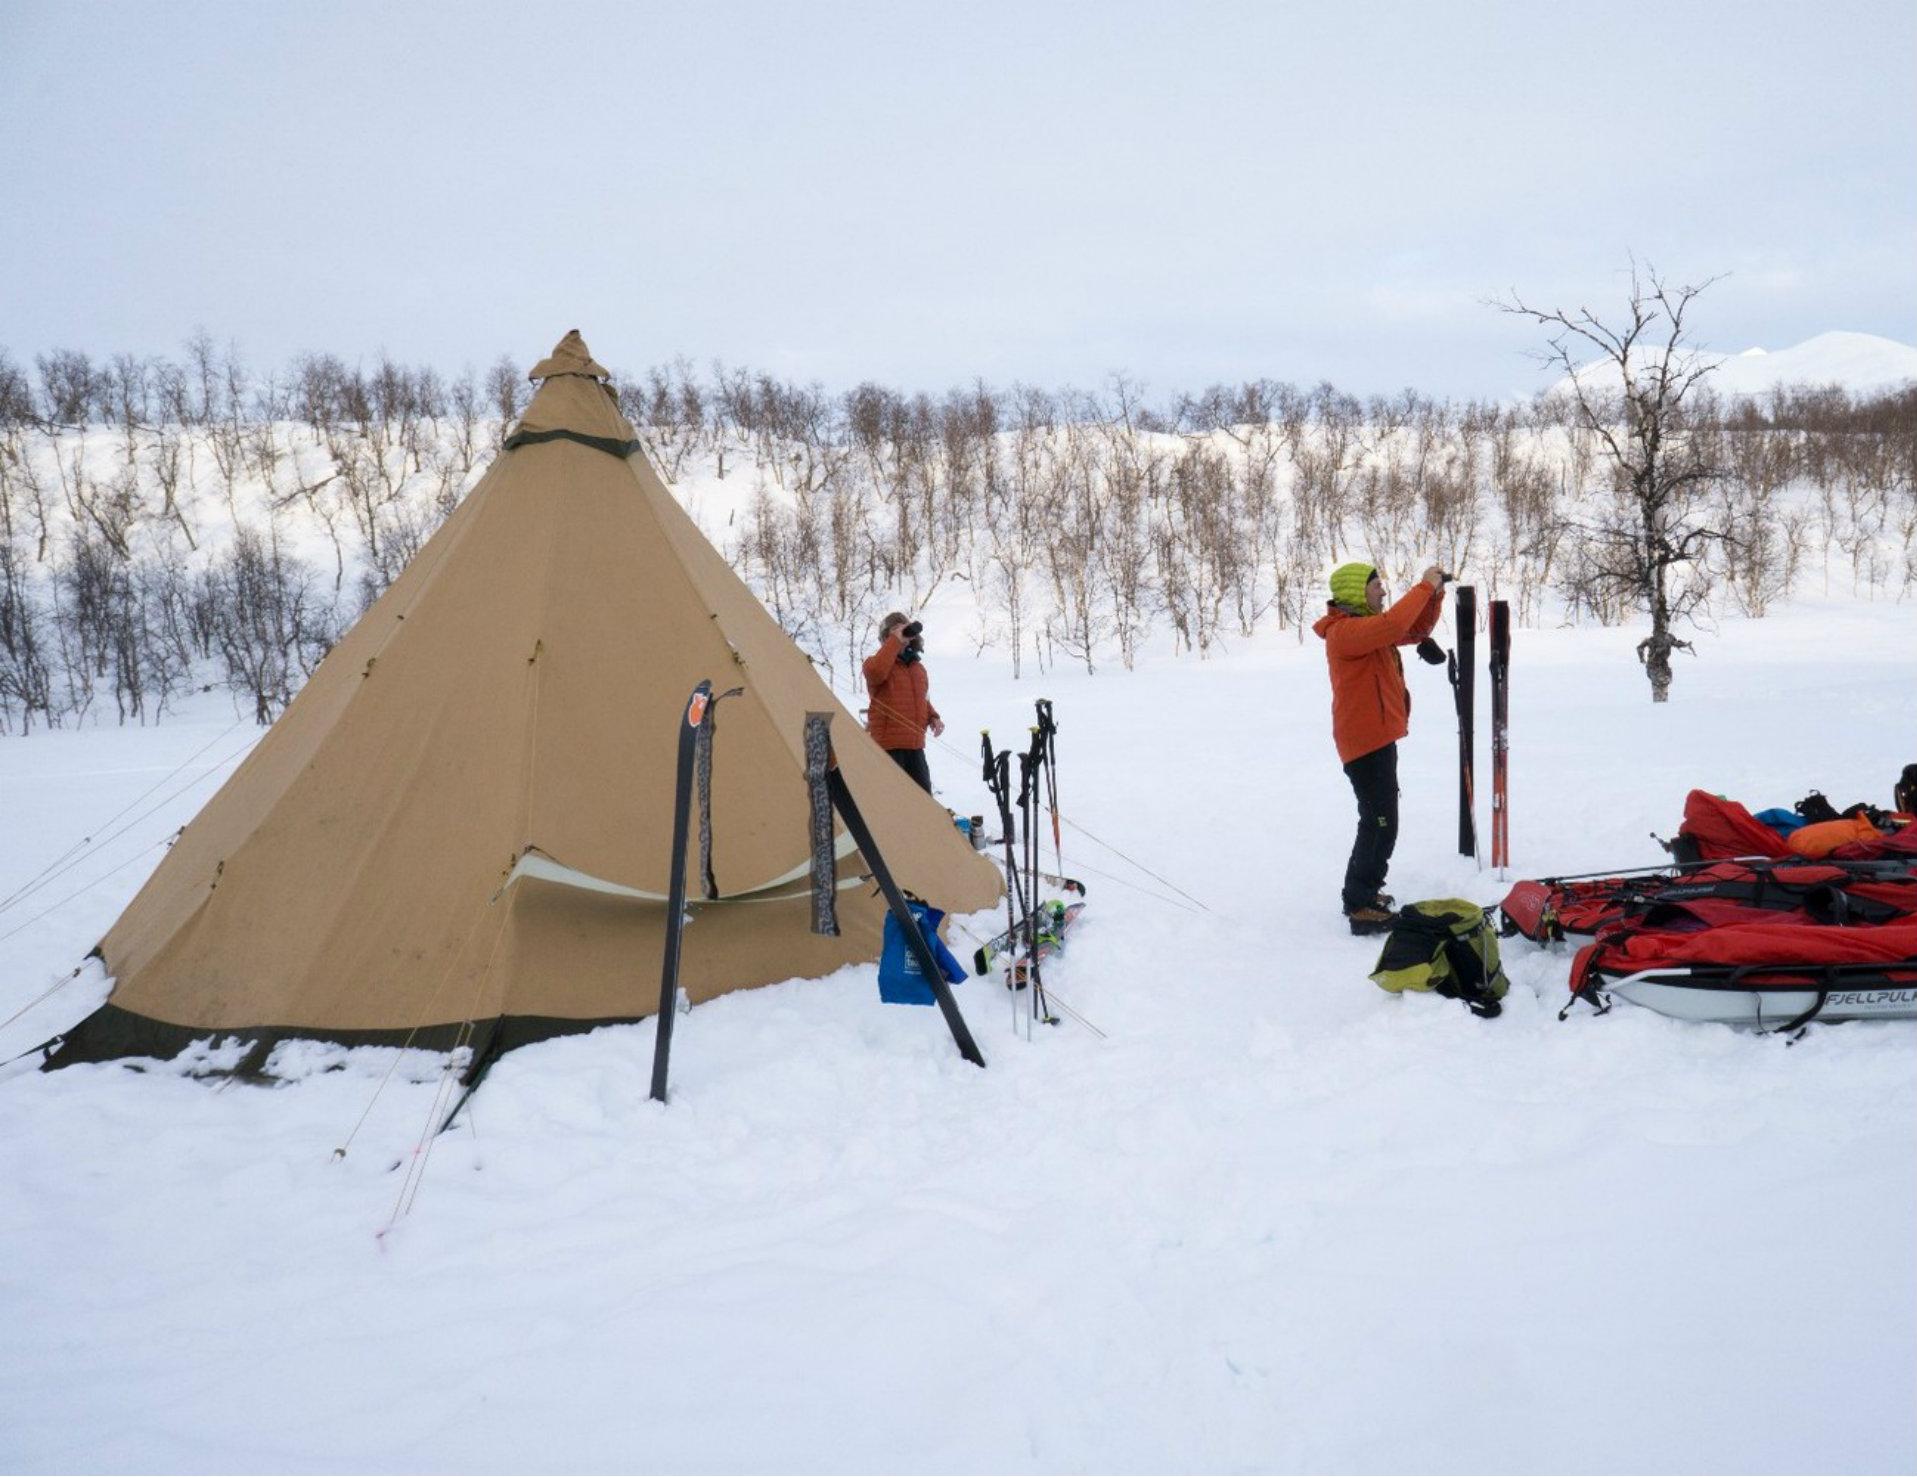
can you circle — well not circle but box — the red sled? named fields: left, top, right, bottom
left=1568, top=916, right=1917, bottom=1030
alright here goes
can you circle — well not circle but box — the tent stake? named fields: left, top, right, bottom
left=650, top=680, right=712, bottom=1104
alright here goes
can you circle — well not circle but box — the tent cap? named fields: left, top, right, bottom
left=528, top=329, right=611, bottom=383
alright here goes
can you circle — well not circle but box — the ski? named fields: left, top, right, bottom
left=825, top=763, right=986, bottom=1068
left=1489, top=598, right=1510, bottom=874
left=1006, top=899, right=1087, bottom=987
left=1450, top=584, right=1478, bottom=861
left=981, top=850, right=1087, bottom=897
left=972, top=896, right=1087, bottom=976
left=650, top=680, right=711, bottom=1104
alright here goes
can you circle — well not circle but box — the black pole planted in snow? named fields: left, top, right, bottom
left=649, top=680, right=711, bottom=1104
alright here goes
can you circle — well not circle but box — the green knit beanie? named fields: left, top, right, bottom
left=1329, top=562, right=1376, bottom=615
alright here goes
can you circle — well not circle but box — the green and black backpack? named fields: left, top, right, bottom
left=1368, top=899, right=1510, bottom=1018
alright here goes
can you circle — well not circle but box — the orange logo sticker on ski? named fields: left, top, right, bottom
left=686, top=691, right=709, bottom=727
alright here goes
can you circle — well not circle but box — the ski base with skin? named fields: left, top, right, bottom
left=1489, top=599, right=1510, bottom=873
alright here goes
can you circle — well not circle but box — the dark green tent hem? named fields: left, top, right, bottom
left=38, top=1004, right=646, bottom=1081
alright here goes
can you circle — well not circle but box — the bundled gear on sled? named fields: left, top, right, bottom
left=1498, top=771, right=1917, bottom=1034
left=1500, top=856, right=1917, bottom=943
left=1367, top=899, right=1510, bottom=1018
left=1661, top=787, right=1916, bottom=866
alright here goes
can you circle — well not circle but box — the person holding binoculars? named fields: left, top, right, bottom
left=862, top=611, right=945, bottom=793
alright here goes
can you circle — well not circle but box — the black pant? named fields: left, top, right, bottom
left=1341, top=741, right=1399, bottom=912
left=887, top=747, right=933, bottom=793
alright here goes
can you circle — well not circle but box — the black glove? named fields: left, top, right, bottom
left=1415, top=638, right=1445, bottom=665
left=898, top=645, right=922, bottom=666
left=901, top=621, right=923, bottom=639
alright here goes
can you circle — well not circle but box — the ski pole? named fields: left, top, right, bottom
left=1036, top=698, right=1062, bottom=877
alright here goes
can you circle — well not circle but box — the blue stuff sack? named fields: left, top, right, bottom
left=878, top=902, right=967, bottom=1005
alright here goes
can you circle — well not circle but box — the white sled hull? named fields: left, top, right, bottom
left=1609, top=972, right=1917, bottom=1027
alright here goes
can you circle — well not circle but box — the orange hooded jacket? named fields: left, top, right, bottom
left=1312, top=582, right=1444, bottom=764
left=863, top=632, right=940, bottom=751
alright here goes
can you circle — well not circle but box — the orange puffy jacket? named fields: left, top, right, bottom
left=1312, top=583, right=1444, bottom=764
left=863, top=633, right=940, bottom=751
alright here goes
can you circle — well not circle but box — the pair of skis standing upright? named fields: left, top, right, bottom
left=1447, top=586, right=1511, bottom=875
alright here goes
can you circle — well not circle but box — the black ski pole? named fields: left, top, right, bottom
left=1036, top=698, right=1062, bottom=876
left=1018, top=730, right=1057, bottom=1027
left=982, top=731, right=1029, bottom=985
left=650, top=680, right=710, bottom=1104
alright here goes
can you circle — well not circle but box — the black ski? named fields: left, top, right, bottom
left=824, top=764, right=985, bottom=1069
left=1450, top=585, right=1478, bottom=860
left=1489, top=599, right=1510, bottom=874
left=649, top=680, right=710, bottom=1104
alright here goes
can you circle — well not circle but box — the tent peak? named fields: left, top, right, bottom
left=529, top=330, right=611, bottom=383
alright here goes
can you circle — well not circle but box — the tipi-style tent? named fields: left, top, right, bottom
left=45, top=332, right=1000, bottom=1075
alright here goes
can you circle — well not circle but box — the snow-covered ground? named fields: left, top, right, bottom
left=2, top=599, right=1914, bottom=1474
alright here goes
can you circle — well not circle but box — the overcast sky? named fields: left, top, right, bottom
left=2, top=0, right=1913, bottom=399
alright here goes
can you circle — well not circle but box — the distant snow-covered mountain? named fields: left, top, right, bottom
left=1554, top=330, right=1917, bottom=401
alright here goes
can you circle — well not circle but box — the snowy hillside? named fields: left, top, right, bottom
left=5, top=336, right=1914, bottom=742
left=2, top=599, right=1914, bottom=1473
left=1709, top=331, right=1917, bottom=398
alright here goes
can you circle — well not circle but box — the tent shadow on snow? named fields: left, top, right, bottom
left=40, top=332, right=1001, bottom=1082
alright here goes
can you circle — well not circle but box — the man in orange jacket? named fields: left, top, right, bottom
left=1313, top=562, right=1448, bottom=934
left=863, top=611, right=945, bottom=793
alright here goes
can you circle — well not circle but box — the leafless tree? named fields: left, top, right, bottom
left=0, top=539, right=55, bottom=730
left=210, top=524, right=335, bottom=723
left=1498, top=263, right=1729, bottom=701
left=486, top=356, right=525, bottom=449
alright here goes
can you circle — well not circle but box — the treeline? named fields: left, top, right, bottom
left=1, top=339, right=1913, bottom=731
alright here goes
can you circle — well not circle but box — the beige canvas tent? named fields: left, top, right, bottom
left=47, top=332, right=1000, bottom=1074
